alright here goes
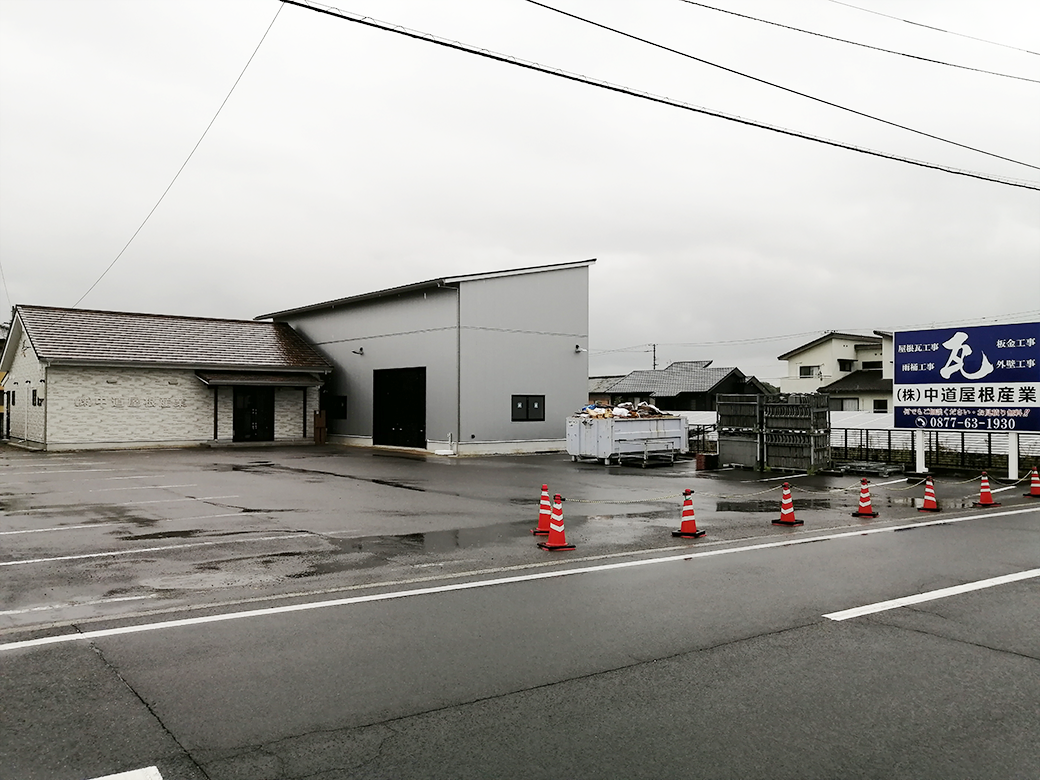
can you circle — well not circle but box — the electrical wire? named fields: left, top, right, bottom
left=0, top=257, right=11, bottom=318
left=678, top=1, right=1040, bottom=82
left=827, top=0, right=1040, bottom=56
left=69, top=4, right=284, bottom=309
left=279, top=1, right=1039, bottom=191
left=529, top=0, right=1038, bottom=170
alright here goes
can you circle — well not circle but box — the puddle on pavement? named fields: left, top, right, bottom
left=715, top=498, right=836, bottom=512
left=117, top=529, right=202, bottom=541
left=286, top=521, right=538, bottom=578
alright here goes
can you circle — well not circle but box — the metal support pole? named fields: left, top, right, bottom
left=1008, top=431, right=1019, bottom=480
left=914, top=428, right=927, bottom=473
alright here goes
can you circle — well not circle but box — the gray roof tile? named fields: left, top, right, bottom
left=15, top=306, right=332, bottom=371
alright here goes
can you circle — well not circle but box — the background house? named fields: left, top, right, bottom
left=258, top=260, right=594, bottom=455
left=597, top=361, right=771, bottom=411
left=0, top=306, right=331, bottom=450
left=778, top=330, right=893, bottom=410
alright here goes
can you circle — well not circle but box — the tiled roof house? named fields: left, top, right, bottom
left=0, top=305, right=331, bottom=450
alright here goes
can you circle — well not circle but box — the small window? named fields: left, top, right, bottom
left=799, top=365, right=818, bottom=378
left=9, top=390, right=14, bottom=406
left=328, top=395, right=348, bottom=420
left=32, top=389, right=38, bottom=406
left=511, top=395, right=545, bottom=422
left=838, top=359, right=855, bottom=372
left=873, top=399, right=889, bottom=413
left=862, top=361, right=882, bottom=370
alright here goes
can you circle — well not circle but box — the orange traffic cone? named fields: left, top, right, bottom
left=538, top=494, right=576, bottom=551
left=531, top=484, right=552, bottom=535
left=672, top=489, right=705, bottom=538
left=918, top=477, right=940, bottom=512
left=852, top=478, right=878, bottom=518
left=772, top=482, right=803, bottom=526
left=1024, top=467, right=1040, bottom=498
left=973, top=472, right=1001, bottom=507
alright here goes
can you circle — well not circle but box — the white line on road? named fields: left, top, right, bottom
left=823, top=568, right=1040, bottom=621
left=89, top=767, right=164, bottom=780
left=117, top=495, right=239, bottom=506
left=0, top=532, right=310, bottom=568
left=12, top=468, right=122, bottom=475
left=0, top=595, right=157, bottom=616
left=0, top=512, right=257, bottom=536
left=750, top=473, right=808, bottom=482
left=90, top=484, right=198, bottom=492
left=3, top=506, right=1036, bottom=653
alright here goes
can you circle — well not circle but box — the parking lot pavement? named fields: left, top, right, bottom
left=2, top=443, right=1033, bottom=639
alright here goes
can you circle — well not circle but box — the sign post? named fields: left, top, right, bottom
left=894, top=322, right=1039, bottom=478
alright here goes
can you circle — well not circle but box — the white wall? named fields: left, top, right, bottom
left=45, top=366, right=216, bottom=448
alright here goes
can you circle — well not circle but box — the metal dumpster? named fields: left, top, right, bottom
left=566, top=416, right=688, bottom=466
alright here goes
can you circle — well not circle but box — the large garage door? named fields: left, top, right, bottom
left=372, top=367, right=426, bottom=448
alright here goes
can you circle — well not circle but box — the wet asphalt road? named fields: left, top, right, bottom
left=1, top=445, right=1038, bottom=779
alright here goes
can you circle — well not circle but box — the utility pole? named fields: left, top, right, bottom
left=651, top=343, right=657, bottom=370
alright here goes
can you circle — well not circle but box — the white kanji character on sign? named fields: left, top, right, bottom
left=940, top=331, right=994, bottom=380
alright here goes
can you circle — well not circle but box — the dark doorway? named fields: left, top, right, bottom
left=373, top=367, right=426, bottom=448
left=233, top=386, right=275, bottom=442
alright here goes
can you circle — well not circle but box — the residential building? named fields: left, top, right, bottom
left=0, top=306, right=331, bottom=450
left=597, top=361, right=771, bottom=411
left=778, top=330, right=893, bottom=412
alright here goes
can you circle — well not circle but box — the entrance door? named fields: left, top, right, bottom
left=372, top=367, right=426, bottom=448
left=233, top=387, right=275, bottom=442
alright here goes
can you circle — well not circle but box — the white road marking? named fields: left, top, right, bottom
left=991, top=484, right=1017, bottom=494
left=750, top=473, right=808, bottom=482
left=3, top=507, right=1036, bottom=653
left=89, top=767, right=164, bottom=780
left=93, top=475, right=164, bottom=481
left=117, top=495, right=238, bottom=506
left=0, top=595, right=156, bottom=616
left=0, top=510, right=258, bottom=537
left=90, top=484, right=197, bottom=492
left=13, top=468, right=122, bottom=475
left=0, top=532, right=310, bottom=568
left=823, top=568, right=1040, bottom=621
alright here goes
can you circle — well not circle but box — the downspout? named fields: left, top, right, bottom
left=455, top=284, right=461, bottom=455
left=213, top=387, right=219, bottom=440
left=42, top=364, right=49, bottom=449
left=302, top=387, right=308, bottom=440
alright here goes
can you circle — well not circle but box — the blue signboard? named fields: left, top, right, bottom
left=893, top=322, right=1040, bottom=431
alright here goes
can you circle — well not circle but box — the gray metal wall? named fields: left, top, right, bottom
left=279, top=286, right=459, bottom=446
left=275, top=265, right=590, bottom=452
left=458, top=266, right=589, bottom=447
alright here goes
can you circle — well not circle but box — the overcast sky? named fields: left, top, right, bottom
left=1, top=0, right=1037, bottom=381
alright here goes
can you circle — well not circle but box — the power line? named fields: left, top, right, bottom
left=0, top=256, right=11, bottom=319
left=828, top=0, right=1040, bottom=56
left=69, top=4, right=284, bottom=309
left=678, top=1, right=1040, bottom=82
left=279, top=1, right=1040, bottom=191
left=529, top=0, right=1038, bottom=170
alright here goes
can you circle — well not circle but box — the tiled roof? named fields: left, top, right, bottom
left=14, top=305, right=332, bottom=371
left=588, top=375, right=625, bottom=394
left=818, top=369, right=891, bottom=394
left=606, top=361, right=738, bottom=395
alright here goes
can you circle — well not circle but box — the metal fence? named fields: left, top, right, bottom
left=831, top=428, right=1040, bottom=471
